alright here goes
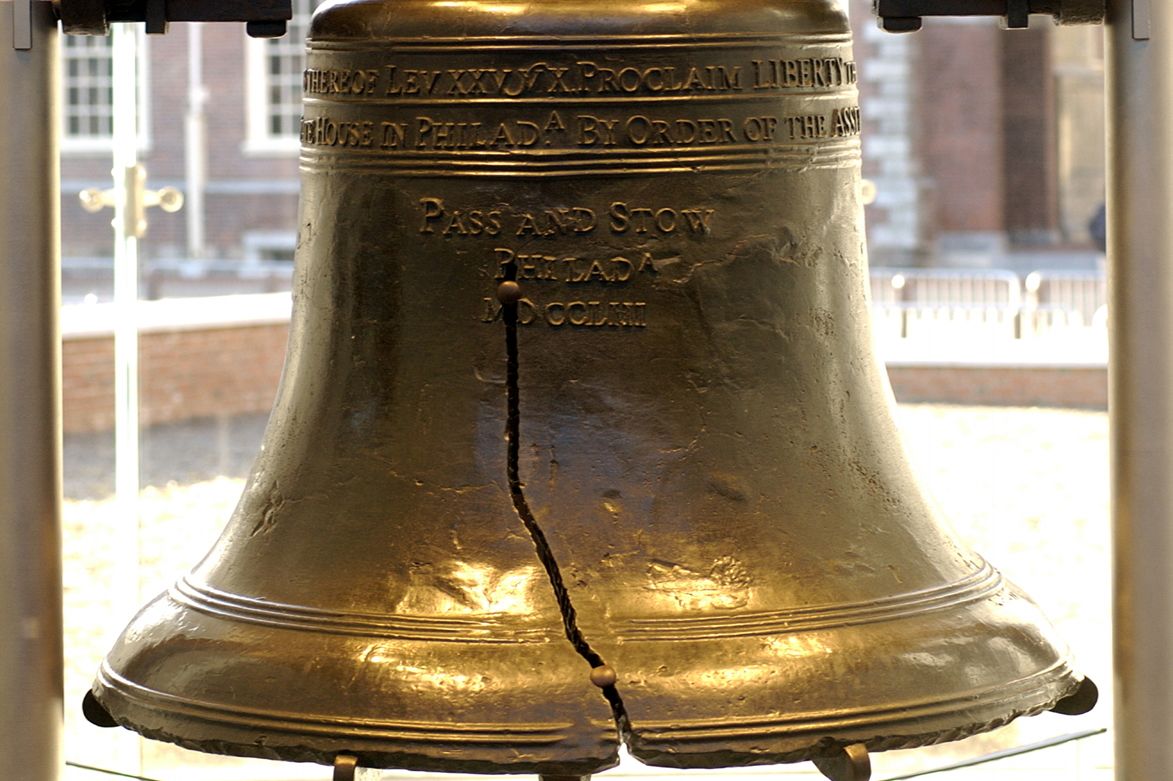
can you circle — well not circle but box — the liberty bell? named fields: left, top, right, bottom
left=84, top=0, right=1096, bottom=777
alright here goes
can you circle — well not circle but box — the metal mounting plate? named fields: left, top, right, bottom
left=55, top=0, right=292, bottom=36
left=874, top=0, right=1105, bottom=32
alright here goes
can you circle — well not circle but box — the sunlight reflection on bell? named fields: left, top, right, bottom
left=397, top=563, right=540, bottom=616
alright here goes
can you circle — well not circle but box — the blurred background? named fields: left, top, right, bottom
left=59, top=3, right=1113, bottom=781
left=61, top=0, right=1109, bottom=298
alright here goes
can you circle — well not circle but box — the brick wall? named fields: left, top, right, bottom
left=1001, top=24, right=1059, bottom=244
left=887, top=364, right=1106, bottom=409
left=62, top=295, right=292, bottom=433
left=850, top=0, right=925, bottom=266
left=917, top=21, right=1006, bottom=237
left=846, top=7, right=1099, bottom=264
left=63, top=335, right=117, bottom=433
left=64, top=324, right=289, bottom=434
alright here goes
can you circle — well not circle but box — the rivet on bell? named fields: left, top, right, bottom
left=590, top=665, right=617, bottom=688
left=496, top=280, right=522, bottom=305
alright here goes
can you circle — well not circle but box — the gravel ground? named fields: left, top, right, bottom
left=62, top=404, right=1112, bottom=781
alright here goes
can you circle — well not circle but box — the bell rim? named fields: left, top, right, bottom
left=91, top=657, right=1085, bottom=773
left=624, top=661, right=1085, bottom=767
left=92, top=661, right=623, bottom=775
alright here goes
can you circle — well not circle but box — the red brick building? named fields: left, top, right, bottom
left=59, top=1, right=1106, bottom=293
left=848, top=1, right=1106, bottom=268
left=61, top=12, right=312, bottom=299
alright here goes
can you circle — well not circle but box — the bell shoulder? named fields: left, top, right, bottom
left=308, top=0, right=850, bottom=41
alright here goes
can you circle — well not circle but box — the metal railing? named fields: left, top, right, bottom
left=61, top=259, right=1105, bottom=343
left=1023, top=270, right=1108, bottom=332
left=869, top=267, right=1107, bottom=343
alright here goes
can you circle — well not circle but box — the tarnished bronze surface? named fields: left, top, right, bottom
left=88, top=0, right=1092, bottom=775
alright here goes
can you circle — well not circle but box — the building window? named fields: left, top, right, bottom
left=61, top=34, right=150, bottom=154
left=63, top=36, right=113, bottom=148
left=246, top=0, right=321, bottom=153
left=243, top=230, right=298, bottom=265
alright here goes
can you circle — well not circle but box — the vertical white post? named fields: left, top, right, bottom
left=111, top=24, right=140, bottom=563
left=1107, top=0, right=1173, bottom=777
left=185, top=22, right=206, bottom=259
left=0, top=3, right=61, bottom=780
left=107, top=33, right=145, bottom=777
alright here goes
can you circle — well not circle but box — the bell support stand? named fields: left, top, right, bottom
left=0, top=5, right=62, bottom=781
left=1106, top=0, right=1173, bottom=779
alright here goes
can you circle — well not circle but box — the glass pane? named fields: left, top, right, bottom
left=260, top=0, right=318, bottom=143
left=60, top=4, right=1110, bottom=781
left=62, top=35, right=114, bottom=140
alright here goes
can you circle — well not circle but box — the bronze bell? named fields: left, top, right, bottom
left=84, top=0, right=1096, bottom=777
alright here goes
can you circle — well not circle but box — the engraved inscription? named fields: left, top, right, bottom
left=481, top=298, right=649, bottom=329
left=304, top=68, right=381, bottom=96
left=302, top=108, right=861, bottom=151
left=300, top=40, right=866, bottom=174
left=394, top=62, right=742, bottom=97
left=419, top=198, right=505, bottom=237
left=515, top=208, right=597, bottom=237
left=782, top=106, right=860, bottom=141
left=609, top=203, right=714, bottom=235
left=491, top=248, right=663, bottom=284
left=302, top=116, right=549, bottom=150
left=750, top=57, right=857, bottom=90
left=417, top=117, right=544, bottom=149
left=575, top=114, right=737, bottom=147
left=413, top=197, right=715, bottom=331
left=574, top=62, right=743, bottom=94
left=305, top=56, right=856, bottom=100
left=301, top=118, right=377, bottom=148
left=418, top=198, right=716, bottom=237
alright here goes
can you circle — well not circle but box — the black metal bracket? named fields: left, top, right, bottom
left=55, top=0, right=293, bottom=38
left=874, top=0, right=1104, bottom=32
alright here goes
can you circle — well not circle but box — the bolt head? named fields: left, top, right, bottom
left=496, top=281, right=523, bottom=305
left=590, top=665, right=618, bottom=688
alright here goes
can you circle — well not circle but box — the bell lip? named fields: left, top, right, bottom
left=623, top=668, right=1088, bottom=769
left=1050, top=675, right=1099, bottom=715
left=91, top=570, right=1089, bottom=773
left=593, top=571, right=1091, bottom=770
left=91, top=656, right=1088, bottom=773
left=88, top=579, right=622, bottom=776
left=91, top=670, right=1089, bottom=773
left=90, top=663, right=622, bottom=775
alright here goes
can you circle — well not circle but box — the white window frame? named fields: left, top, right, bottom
left=60, top=33, right=152, bottom=155
left=244, top=0, right=318, bottom=155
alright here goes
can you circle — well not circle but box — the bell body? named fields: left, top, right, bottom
left=90, top=0, right=1087, bottom=774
